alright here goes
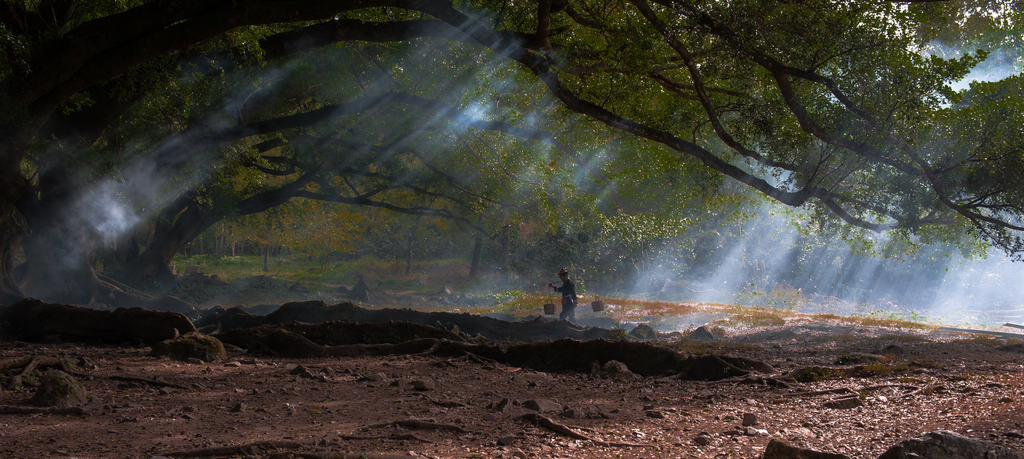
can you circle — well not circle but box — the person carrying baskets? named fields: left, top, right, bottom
left=548, top=267, right=578, bottom=322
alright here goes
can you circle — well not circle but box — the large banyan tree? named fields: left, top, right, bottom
left=1, top=0, right=1022, bottom=304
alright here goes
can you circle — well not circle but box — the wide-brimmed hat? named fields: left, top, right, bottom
left=557, top=267, right=569, bottom=275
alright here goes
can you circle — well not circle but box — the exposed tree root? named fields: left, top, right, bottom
left=284, top=320, right=467, bottom=345
left=104, top=374, right=189, bottom=390
left=364, top=419, right=469, bottom=433
left=517, top=413, right=650, bottom=448
left=2, top=355, right=79, bottom=390
left=0, top=405, right=86, bottom=416
left=163, top=440, right=303, bottom=457
left=902, top=383, right=947, bottom=399
left=1, top=299, right=195, bottom=344
left=6, top=355, right=44, bottom=389
left=859, top=383, right=919, bottom=394
left=199, top=300, right=616, bottom=342
left=418, top=394, right=468, bottom=408
left=217, top=325, right=771, bottom=380
left=338, top=433, right=431, bottom=443
left=790, top=387, right=858, bottom=397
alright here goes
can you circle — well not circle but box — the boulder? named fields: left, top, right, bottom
left=689, top=325, right=717, bottom=341
left=523, top=399, right=561, bottom=413
left=630, top=324, right=657, bottom=339
left=151, top=333, right=226, bottom=362
left=30, top=370, right=89, bottom=408
left=762, top=439, right=849, bottom=459
left=878, top=431, right=1023, bottom=459
left=600, top=360, right=634, bottom=378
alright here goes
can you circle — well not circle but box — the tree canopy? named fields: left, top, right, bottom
left=1, top=0, right=1022, bottom=302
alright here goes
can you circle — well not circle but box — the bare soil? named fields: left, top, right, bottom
left=2, top=318, right=1023, bottom=458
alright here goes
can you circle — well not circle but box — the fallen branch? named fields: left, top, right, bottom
left=0, top=405, right=87, bottom=416
left=517, top=413, right=651, bottom=448
left=364, top=419, right=468, bottom=433
left=163, top=440, right=303, bottom=457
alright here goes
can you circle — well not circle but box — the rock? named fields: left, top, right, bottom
left=523, top=399, right=561, bottom=413
left=645, top=410, right=664, bottom=418
left=150, top=333, right=226, bottom=362
left=744, top=427, right=769, bottom=436
left=630, top=324, right=657, bottom=339
left=497, top=436, right=516, bottom=446
left=879, top=344, right=905, bottom=357
left=742, top=412, right=758, bottom=426
left=360, top=373, right=387, bottom=383
left=782, top=427, right=815, bottom=439
left=600, top=360, right=634, bottom=378
left=762, top=438, right=849, bottom=459
left=835, top=352, right=887, bottom=365
left=878, top=430, right=1023, bottom=459
left=411, top=379, right=435, bottom=391
left=489, top=398, right=510, bottom=412
left=230, top=402, right=245, bottom=412
left=560, top=408, right=579, bottom=419
left=30, top=370, right=89, bottom=408
left=689, top=325, right=717, bottom=341
left=694, top=434, right=713, bottom=446
left=223, top=361, right=242, bottom=367
left=823, top=397, right=863, bottom=409
left=290, top=365, right=317, bottom=379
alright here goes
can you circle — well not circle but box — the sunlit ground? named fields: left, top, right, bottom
left=172, top=254, right=1024, bottom=334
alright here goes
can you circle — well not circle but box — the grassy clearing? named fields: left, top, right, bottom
left=172, top=254, right=471, bottom=292
left=713, top=307, right=790, bottom=327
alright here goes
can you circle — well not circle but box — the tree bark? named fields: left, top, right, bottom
left=0, top=171, right=30, bottom=304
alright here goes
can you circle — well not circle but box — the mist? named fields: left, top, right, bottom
left=619, top=199, right=1024, bottom=328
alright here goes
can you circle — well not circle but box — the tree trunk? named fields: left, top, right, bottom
left=469, top=232, right=483, bottom=279
left=263, top=246, right=269, bottom=272
left=500, top=224, right=512, bottom=280
left=405, top=216, right=421, bottom=276
left=0, top=171, right=30, bottom=303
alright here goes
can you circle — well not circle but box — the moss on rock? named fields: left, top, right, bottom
left=30, top=370, right=88, bottom=408
left=151, top=333, right=226, bottom=362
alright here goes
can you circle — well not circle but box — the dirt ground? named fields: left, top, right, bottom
left=1, top=318, right=1023, bottom=458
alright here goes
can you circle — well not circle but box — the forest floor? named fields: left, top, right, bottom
left=1, top=313, right=1023, bottom=458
